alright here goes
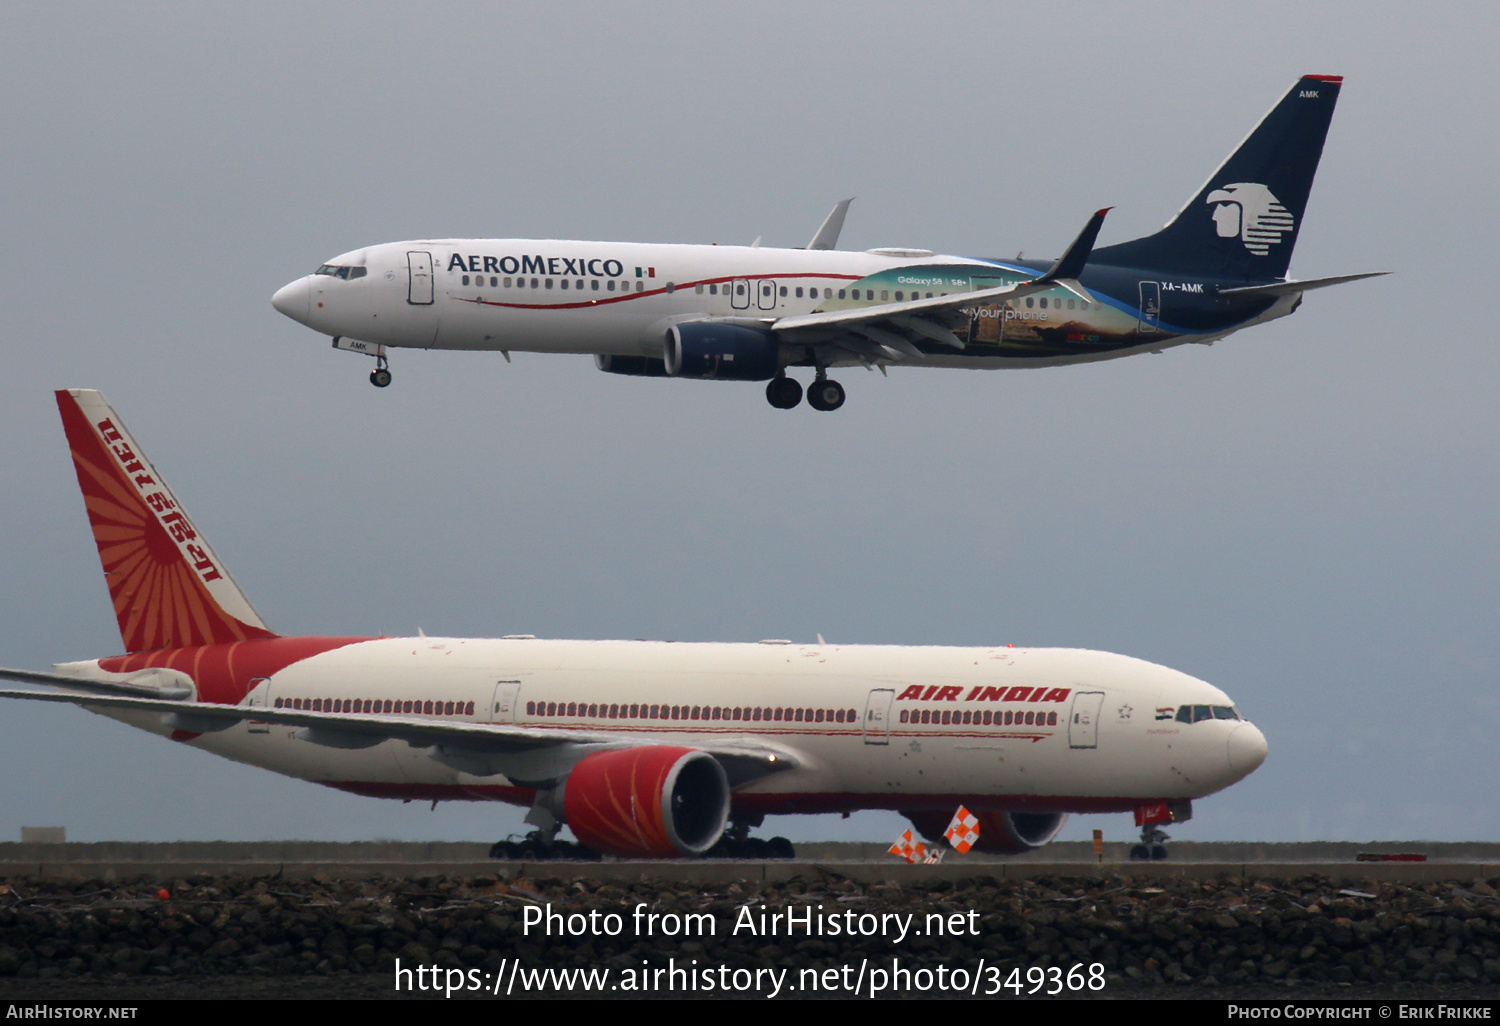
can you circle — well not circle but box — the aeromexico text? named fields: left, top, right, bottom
left=448, top=254, right=627, bottom=278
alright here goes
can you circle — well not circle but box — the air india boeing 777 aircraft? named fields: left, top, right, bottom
left=273, top=75, right=1381, bottom=411
left=1, top=390, right=1267, bottom=859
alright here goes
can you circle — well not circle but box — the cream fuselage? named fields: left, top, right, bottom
left=72, top=637, right=1266, bottom=816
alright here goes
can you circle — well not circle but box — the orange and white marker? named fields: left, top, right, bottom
left=944, top=805, right=981, bottom=854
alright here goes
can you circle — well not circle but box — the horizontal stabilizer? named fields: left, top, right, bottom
left=0, top=666, right=192, bottom=700
left=1217, top=271, right=1388, bottom=297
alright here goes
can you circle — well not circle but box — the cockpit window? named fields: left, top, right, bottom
left=314, top=264, right=367, bottom=280
left=1177, top=704, right=1242, bottom=723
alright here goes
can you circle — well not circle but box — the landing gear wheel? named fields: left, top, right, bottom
left=1129, top=844, right=1149, bottom=861
left=370, top=368, right=392, bottom=388
left=806, top=378, right=845, bottom=412
left=1150, top=844, right=1168, bottom=861
left=766, top=375, right=802, bottom=409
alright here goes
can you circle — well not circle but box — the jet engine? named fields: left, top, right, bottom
left=595, top=354, right=669, bottom=377
left=563, top=746, right=730, bottom=858
left=903, top=810, right=1069, bottom=855
left=664, top=322, right=782, bottom=381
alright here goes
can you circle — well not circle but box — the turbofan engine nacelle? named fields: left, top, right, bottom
left=563, top=746, right=730, bottom=858
left=664, top=322, right=781, bottom=381
left=903, top=810, right=1069, bottom=855
left=595, top=354, right=669, bottom=377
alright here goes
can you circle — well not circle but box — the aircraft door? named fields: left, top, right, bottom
left=490, top=681, right=521, bottom=723
left=757, top=280, right=778, bottom=310
left=246, top=677, right=271, bottom=734
left=1068, top=691, right=1105, bottom=749
left=1137, top=282, right=1160, bottom=333
left=863, top=688, right=895, bottom=745
left=408, top=251, right=435, bottom=305
left=730, top=279, right=750, bottom=310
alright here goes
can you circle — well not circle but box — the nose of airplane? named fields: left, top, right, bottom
left=271, top=277, right=312, bottom=326
left=1226, top=722, right=1268, bottom=779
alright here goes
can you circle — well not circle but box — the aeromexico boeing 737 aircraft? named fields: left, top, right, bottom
left=0, top=390, right=1267, bottom=859
left=273, top=75, right=1383, bottom=411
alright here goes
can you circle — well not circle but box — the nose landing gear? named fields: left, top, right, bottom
left=1129, top=822, right=1170, bottom=861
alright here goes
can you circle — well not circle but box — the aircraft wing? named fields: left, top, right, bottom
left=0, top=679, right=798, bottom=787
left=772, top=208, right=1111, bottom=362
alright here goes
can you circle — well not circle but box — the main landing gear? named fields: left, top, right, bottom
left=765, top=372, right=845, bottom=412
left=705, top=815, right=796, bottom=859
left=489, top=830, right=601, bottom=861
left=1129, top=821, right=1171, bottom=861
left=369, top=354, right=392, bottom=388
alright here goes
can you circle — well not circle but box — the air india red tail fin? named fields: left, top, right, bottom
left=56, top=389, right=279, bottom=653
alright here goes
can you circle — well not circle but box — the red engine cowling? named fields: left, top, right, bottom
left=564, top=746, right=730, bottom=858
left=903, top=810, right=1069, bottom=855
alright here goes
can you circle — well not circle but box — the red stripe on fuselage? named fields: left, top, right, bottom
left=99, top=636, right=372, bottom=704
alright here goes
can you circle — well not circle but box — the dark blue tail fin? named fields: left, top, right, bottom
left=1093, top=75, right=1343, bottom=281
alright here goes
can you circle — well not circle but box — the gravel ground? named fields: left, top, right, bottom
left=1, top=870, right=1498, bottom=1000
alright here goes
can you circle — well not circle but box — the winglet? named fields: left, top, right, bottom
left=1039, top=207, right=1111, bottom=282
left=55, top=389, right=277, bottom=653
left=806, top=198, right=854, bottom=251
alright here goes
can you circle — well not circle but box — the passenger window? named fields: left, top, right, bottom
left=894, top=291, right=903, bottom=302
left=795, top=287, right=803, bottom=298
left=504, top=277, right=512, bottom=287
left=1081, top=300, right=1089, bottom=309
left=1067, top=298, right=1075, bottom=309
left=560, top=280, right=568, bottom=289
left=779, top=286, right=787, bottom=297
left=696, top=284, right=704, bottom=294
left=666, top=282, right=675, bottom=294
left=530, top=278, right=538, bottom=288
left=865, top=290, right=874, bottom=300
left=462, top=275, right=470, bottom=286
left=838, top=290, right=846, bottom=299
left=592, top=280, right=599, bottom=291
left=546, top=279, right=554, bottom=289
left=607, top=280, right=616, bottom=292
left=1039, top=298, right=1047, bottom=309
left=880, top=290, right=889, bottom=301
left=636, top=281, right=644, bottom=292
left=709, top=283, right=718, bottom=295
left=1025, top=297, right=1034, bottom=308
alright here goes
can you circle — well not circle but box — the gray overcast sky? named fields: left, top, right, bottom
left=2, top=2, right=1496, bottom=847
